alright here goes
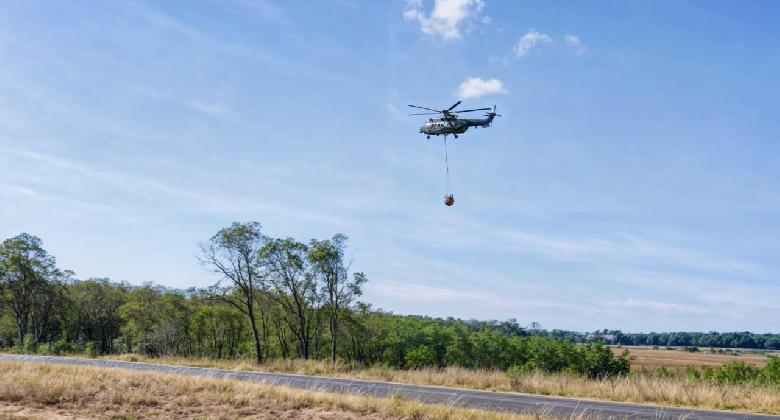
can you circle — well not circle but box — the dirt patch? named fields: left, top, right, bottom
left=0, top=402, right=391, bottom=419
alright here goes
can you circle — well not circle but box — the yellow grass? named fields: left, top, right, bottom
left=0, top=360, right=545, bottom=420
left=611, top=346, right=772, bottom=372
left=102, top=354, right=780, bottom=415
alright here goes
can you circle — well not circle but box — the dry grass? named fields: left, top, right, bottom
left=0, top=360, right=543, bottom=420
left=102, top=354, right=780, bottom=415
left=507, top=370, right=780, bottom=414
left=611, top=346, right=772, bottom=372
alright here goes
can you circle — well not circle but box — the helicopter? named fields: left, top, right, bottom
left=408, top=101, right=500, bottom=139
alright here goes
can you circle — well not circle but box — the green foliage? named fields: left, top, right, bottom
left=580, top=343, right=631, bottom=379
left=713, top=361, right=760, bottom=384
left=759, top=357, right=780, bottom=384
left=22, top=333, right=37, bottom=353
left=688, top=360, right=779, bottom=385
left=686, top=365, right=701, bottom=381
left=405, top=345, right=437, bottom=369
left=655, top=366, right=677, bottom=379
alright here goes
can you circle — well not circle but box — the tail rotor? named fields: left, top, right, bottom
left=484, top=105, right=502, bottom=118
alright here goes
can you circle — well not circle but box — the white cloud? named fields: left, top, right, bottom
left=514, top=29, right=552, bottom=59
left=564, top=34, right=587, bottom=54
left=372, top=282, right=576, bottom=310
left=404, top=0, right=485, bottom=40
left=456, top=77, right=508, bottom=99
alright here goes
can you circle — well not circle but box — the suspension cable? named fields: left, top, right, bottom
left=443, top=136, right=452, bottom=193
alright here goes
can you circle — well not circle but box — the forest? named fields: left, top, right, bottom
left=0, top=223, right=777, bottom=380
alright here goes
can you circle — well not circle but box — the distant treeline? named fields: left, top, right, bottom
left=586, top=330, right=780, bottom=350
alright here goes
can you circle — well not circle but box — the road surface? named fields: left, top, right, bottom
left=1, top=354, right=776, bottom=419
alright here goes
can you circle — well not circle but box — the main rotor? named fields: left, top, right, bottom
left=408, top=101, right=491, bottom=118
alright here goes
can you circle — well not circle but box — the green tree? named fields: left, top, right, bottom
left=199, top=222, right=267, bottom=364
left=580, top=342, right=630, bottom=379
left=262, top=237, right=317, bottom=359
left=67, top=279, right=127, bottom=354
left=0, top=234, right=63, bottom=347
left=308, top=234, right=367, bottom=363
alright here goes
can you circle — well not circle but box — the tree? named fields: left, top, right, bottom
left=308, top=234, right=367, bottom=362
left=68, top=279, right=127, bottom=354
left=0, top=234, right=61, bottom=347
left=261, top=237, right=317, bottom=359
left=199, top=222, right=267, bottom=364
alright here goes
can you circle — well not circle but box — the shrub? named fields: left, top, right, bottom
left=655, top=366, right=677, bottom=379
left=506, top=365, right=530, bottom=391
left=760, top=356, right=780, bottom=384
left=686, top=365, right=701, bottom=381
left=85, top=341, right=99, bottom=357
left=35, top=343, right=50, bottom=355
left=405, top=346, right=436, bottom=369
left=714, top=361, right=759, bottom=384
left=580, top=342, right=630, bottom=379
left=22, top=333, right=37, bottom=353
left=49, top=338, right=74, bottom=355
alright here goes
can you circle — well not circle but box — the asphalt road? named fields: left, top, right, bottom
left=1, top=354, right=777, bottom=419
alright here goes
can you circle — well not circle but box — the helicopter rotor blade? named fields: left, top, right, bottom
left=452, top=108, right=492, bottom=113
left=408, top=112, right=441, bottom=116
left=447, top=101, right=462, bottom=111
left=408, top=104, right=440, bottom=112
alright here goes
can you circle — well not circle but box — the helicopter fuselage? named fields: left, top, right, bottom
left=419, top=114, right=496, bottom=138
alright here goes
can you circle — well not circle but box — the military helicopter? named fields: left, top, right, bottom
left=408, top=101, right=500, bottom=139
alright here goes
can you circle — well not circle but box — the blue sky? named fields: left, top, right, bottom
left=2, top=0, right=779, bottom=332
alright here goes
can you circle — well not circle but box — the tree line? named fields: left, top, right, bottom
left=590, top=329, right=780, bottom=350
left=2, top=224, right=773, bottom=379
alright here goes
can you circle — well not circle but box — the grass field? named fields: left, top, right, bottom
left=0, top=360, right=543, bottom=420
left=96, top=353, right=780, bottom=414
left=611, top=346, right=775, bottom=373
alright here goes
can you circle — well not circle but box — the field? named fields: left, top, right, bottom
left=94, top=353, right=780, bottom=414
left=0, top=360, right=538, bottom=420
left=611, top=346, right=775, bottom=373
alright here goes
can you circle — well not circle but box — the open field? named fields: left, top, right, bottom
left=66, top=353, right=780, bottom=414
left=0, top=360, right=546, bottom=420
left=611, top=347, right=776, bottom=373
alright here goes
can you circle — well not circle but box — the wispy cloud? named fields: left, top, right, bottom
left=403, top=0, right=486, bottom=40
left=456, top=77, right=508, bottom=99
left=185, top=99, right=239, bottom=122
left=7, top=147, right=212, bottom=205
left=564, top=34, right=587, bottom=54
left=0, top=185, right=39, bottom=198
left=514, top=29, right=553, bottom=59
left=609, top=298, right=708, bottom=315
left=372, top=282, right=578, bottom=310
left=381, top=214, right=766, bottom=277
left=127, top=1, right=281, bottom=64
left=233, top=0, right=291, bottom=26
